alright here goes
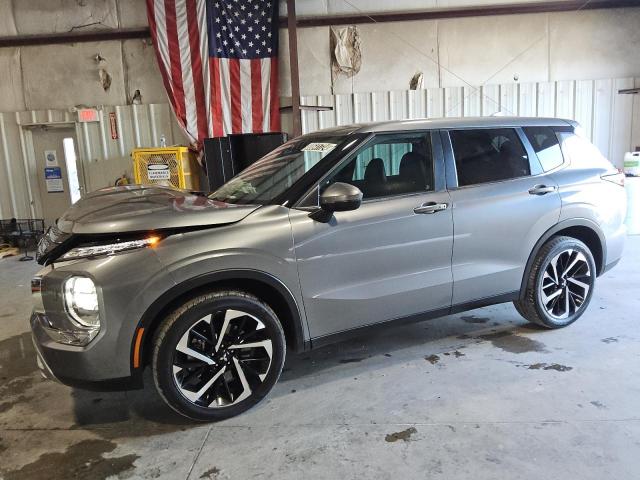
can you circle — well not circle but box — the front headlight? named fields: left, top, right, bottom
left=64, top=276, right=100, bottom=328
left=60, top=236, right=161, bottom=261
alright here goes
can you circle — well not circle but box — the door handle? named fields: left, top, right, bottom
left=414, top=202, right=448, bottom=214
left=528, top=185, right=557, bottom=195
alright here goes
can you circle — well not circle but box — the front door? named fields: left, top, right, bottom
left=290, top=132, right=454, bottom=340
left=31, top=126, right=82, bottom=227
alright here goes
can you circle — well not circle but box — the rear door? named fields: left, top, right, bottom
left=289, top=131, right=453, bottom=340
left=443, top=127, right=562, bottom=305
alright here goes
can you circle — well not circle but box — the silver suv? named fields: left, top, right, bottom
left=31, top=117, right=626, bottom=421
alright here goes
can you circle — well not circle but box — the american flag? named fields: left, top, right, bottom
left=146, top=0, right=280, bottom=143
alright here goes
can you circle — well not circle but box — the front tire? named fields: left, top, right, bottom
left=152, top=290, right=286, bottom=421
left=515, top=236, right=596, bottom=328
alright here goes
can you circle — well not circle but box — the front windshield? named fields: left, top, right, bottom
left=210, top=132, right=360, bottom=204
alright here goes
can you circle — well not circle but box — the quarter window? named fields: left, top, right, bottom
left=325, top=133, right=434, bottom=200
left=450, top=128, right=530, bottom=186
left=523, top=127, right=564, bottom=171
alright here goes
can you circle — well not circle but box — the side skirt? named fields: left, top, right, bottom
left=308, top=291, right=519, bottom=350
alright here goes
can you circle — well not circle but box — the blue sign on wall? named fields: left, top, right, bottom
left=44, top=167, right=64, bottom=192
left=44, top=167, right=62, bottom=179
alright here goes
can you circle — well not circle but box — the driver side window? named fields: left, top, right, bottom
left=325, top=133, right=434, bottom=200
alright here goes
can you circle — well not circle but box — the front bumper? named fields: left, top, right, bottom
left=32, top=331, right=59, bottom=383
left=31, top=311, right=143, bottom=391
left=29, top=247, right=175, bottom=392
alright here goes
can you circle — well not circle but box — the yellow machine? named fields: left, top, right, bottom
left=132, top=147, right=200, bottom=190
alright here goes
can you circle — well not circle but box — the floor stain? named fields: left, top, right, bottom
left=0, top=332, right=38, bottom=381
left=200, top=466, right=222, bottom=479
left=385, top=427, right=417, bottom=443
left=461, top=315, right=490, bottom=324
left=443, top=350, right=465, bottom=358
left=478, top=331, right=547, bottom=354
left=527, top=363, right=573, bottom=372
left=601, top=337, right=619, bottom=344
left=425, top=354, right=440, bottom=365
left=0, top=333, right=39, bottom=406
left=590, top=401, right=607, bottom=409
left=339, top=358, right=366, bottom=364
left=0, top=439, right=139, bottom=480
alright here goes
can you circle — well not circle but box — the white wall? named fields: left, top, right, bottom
left=300, top=77, right=638, bottom=166
left=278, top=7, right=640, bottom=96
left=0, top=0, right=167, bottom=112
left=2, top=1, right=639, bottom=107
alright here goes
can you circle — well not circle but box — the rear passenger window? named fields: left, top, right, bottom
left=450, top=128, right=530, bottom=187
left=523, top=127, right=564, bottom=171
left=325, top=133, right=433, bottom=200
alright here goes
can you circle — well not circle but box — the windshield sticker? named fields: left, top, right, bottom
left=302, top=142, right=337, bottom=153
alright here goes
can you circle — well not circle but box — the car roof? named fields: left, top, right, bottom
left=309, top=116, right=575, bottom=136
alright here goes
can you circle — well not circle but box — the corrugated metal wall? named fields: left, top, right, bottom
left=301, top=77, right=637, bottom=168
left=0, top=104, right=188, bottom=219
left=0, top=77, right=637, bottom=219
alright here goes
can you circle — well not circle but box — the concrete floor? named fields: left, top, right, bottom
left=1, top=237, right=639, bottom=479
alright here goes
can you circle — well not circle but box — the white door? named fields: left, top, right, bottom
left=31, top=126, right=83, bottom=227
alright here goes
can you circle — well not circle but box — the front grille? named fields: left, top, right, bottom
left=36, top=225, right=72, bottom=264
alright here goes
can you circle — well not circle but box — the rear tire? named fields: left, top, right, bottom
left=514, top=236, right=596, bottom=329
left=152, top=290, right=286, bottom=422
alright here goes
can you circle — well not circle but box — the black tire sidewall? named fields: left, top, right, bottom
left=533, top=238, right=596, bottom=328
left=153, top=293, right=286, bottom=421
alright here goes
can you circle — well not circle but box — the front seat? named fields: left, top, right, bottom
left=398, top=152, right=428, bottom=193
left=363, top=158, right=387, bottom=197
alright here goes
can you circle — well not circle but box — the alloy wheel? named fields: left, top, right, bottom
left=172, top=309, right=273, bottom=408
left=540, top=248, right=592, bottom=319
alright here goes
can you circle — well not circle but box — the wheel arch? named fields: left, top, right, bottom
left=131, top=269, right=308, bottom=373
left=519, top=218, right=606, bottom=300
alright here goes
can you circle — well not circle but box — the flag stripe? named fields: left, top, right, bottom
left=219, top=58, right=232, bottom=136
left=164, top=0, right=187, bottom=132
left=229, top=59, right=242, bottom=134
left=251, top=59, right=263, bottom=133
left=196, top=0, right=212, bottom=139
left=261, top=57, right=271, bottom=132
left=210, top=57, right=223, bottom=137
left=147, top=0, right=178, bottom=115
left=175, top=0, right=198, bottom=140
left=269, top=57, right=280, bottom=131
left=239, top=60, right=252, bottom=134
left=186, top=0, right=208, bottom=143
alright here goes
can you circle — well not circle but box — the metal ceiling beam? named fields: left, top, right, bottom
left=0, top=27, right=149, bottom=48
left=282, top=0, right=640, bottom=28
left=0, top=0, right=638, bottom=48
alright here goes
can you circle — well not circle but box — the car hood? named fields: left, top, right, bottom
left=57, top=185, right=260, bottom=235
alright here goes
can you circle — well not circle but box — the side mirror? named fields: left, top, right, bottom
left=310, top=182, right=363, bottom=222
left=320, top=182, right=363, bottom=212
